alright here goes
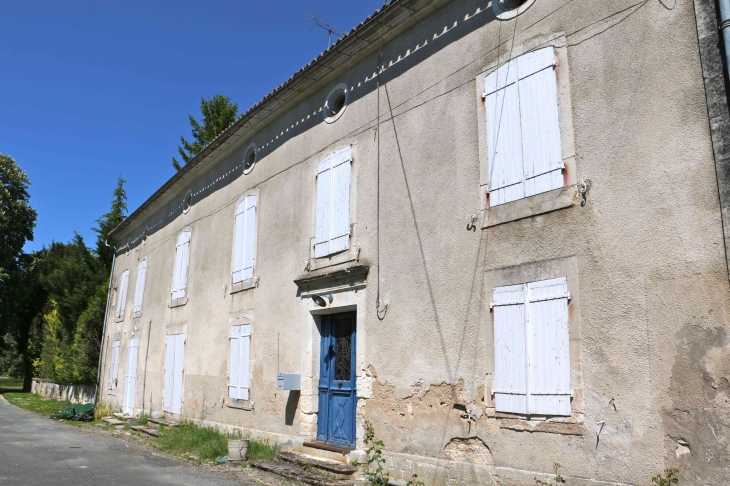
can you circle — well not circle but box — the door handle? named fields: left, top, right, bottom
left=338, top=381, right=343, bottom=388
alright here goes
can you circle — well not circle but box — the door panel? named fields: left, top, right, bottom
left=317, top=313, right=356, bottom=448
left=172, top=334, right=185, bottom=414
left=123, top=339, right=139, bottom=415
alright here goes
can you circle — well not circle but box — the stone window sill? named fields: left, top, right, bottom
left=226, top=398, right=254, bottom=411
left=482, top=185, right=578, bottom=228
left=491, top=411, right=584, bottom=436
left=169, top=297, right=187, bottom=308
left=230, top=278, right=256, bottom=295
left=113, top=315, right=125, bottom=323
left=131, top=311, right=142, bottom=320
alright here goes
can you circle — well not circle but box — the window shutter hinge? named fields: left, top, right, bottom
left=489, top=302, right=495, bottom=309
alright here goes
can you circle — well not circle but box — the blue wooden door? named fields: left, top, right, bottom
left=317, top=312, right=357, bottom=448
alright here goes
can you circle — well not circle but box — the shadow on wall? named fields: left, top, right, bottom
left=120, top=0, right=501, bottom=252
left=285, top=391, right=300, bottom=426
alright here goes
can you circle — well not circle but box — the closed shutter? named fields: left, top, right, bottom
left=172, top=232, right=191, bottom=300
left=228, top=324, right=251, bottom=400
left=172, top=334, right=185, bottom=414
left=116, top=270, right=130, bottom=318
left=484, top=47, right=562, bottom=206
left=171, top=234, right=185, bottom=300
left=314, top=154, right=332, bottom=258
left=526, top=277, right=571, bottom=416
left=133, top=260, right=147, bottom=313
left=232, top=200, right=246, bottom=283
left=108, top=341, right=120, bottom=390
left=330, top=147, right=351, bottom=254
left=517, top=47, right=562, bottom=198
left=123, top=338, right=139, bottom=415
left=485, top=60, right=524, bottom=206
left=163, top=335, right=174, bottom=412
left=492, top=284, right=528, bottom=414
left=240, top=324, right=250, bottom=400
left=242, top=196, right=257, bottom=281
left=228, top=326, right=240, bottom=398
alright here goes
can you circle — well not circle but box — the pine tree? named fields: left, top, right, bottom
left=172, top=94, right=239, bottom=171
left=93, top=175, right=127, bottom=272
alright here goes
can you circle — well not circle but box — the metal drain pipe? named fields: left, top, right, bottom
left=720, top=0, right=730, bottom=74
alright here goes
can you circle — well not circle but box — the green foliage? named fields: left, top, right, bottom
left=364, top=421, right=390, bottom=486
left=4, top=392, right=73, bottom=415
left=652, top=468, right=679, bottom=486
left=406, top=473, right=425, bottom=486
left=0, top=376, right=24, bottom=391
left=93, top=175, right=126, bottom=271
left=70, top=282, right=108, bottom=383
left=0, top=153, right=37, bottom=285
left=155, top=421, right=228, bottom=461
left=535, top=463, right=566, bottom=485
left=247, top=438, right=281, bottom=461
left=172, top=94, right=239, bottom=171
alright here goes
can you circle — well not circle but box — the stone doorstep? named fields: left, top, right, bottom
left=101, top=417, right=125, bottom=429
left=251, top=460, right=359, bottom=486
left=297, top=443, right=350, bottom=463
left=277, top=451, right=358, bottom=477
left=147, top=418, right=178, bottom=429
left=130, top=425, right=161, bottom=438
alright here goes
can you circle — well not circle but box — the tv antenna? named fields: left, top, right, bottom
left=307, top=14, right=345, bottom=49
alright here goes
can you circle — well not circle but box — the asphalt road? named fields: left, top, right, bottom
left=0, top=395, right=251, bottom=485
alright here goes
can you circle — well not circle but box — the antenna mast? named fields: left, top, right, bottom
left=306, top=13, right=345, bottom=49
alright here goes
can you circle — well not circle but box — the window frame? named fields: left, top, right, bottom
left=484, top=256, right=583, bottom=424
left=114, top=269, right=130, bottom=321
left=230, top=189, right=260, bottom=294
left=312, top=145, right=353, bottom=260
left=132, top=258, right=147, bottom=317
left=476, top=35, right=577, bottom=228
left=170, top=229, right=192, bottom=307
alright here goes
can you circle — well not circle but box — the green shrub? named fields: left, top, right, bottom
left=247, top=438, right=280, bottom=461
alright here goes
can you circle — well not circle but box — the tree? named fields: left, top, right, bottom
left=172, top=94, right=239, bottom=171
left=93, top=175, right=127, bottom=272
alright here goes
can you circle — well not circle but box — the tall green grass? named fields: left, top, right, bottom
left=155, top=422, right=228, bottom=461
left=247, top=438, right=280, bottom=461
left=0, top=376, right=24, bottom=392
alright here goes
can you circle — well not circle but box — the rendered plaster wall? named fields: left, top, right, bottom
left=101, top=0, right=730, bottom=484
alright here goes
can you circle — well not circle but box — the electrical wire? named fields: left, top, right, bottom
left=119, top=0, right=649, bottom=263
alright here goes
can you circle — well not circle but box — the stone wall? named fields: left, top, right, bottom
left=31, top=378, right=95, bottom=404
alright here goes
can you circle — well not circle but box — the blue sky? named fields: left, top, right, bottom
left=2, top=1, right=383, bottom=252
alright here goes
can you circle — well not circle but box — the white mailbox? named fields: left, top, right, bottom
left=276, top=373, right=301, bottom=391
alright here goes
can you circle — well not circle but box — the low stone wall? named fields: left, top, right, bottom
left=31, top=378, right=95, bottom=404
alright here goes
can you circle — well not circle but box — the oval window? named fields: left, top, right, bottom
left=493, top=0, right=535, bottom=19
left=243, top=143, right=257, bottom=174
left=324, top=83, right=349, bottom=124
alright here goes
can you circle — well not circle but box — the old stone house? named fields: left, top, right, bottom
left=100, top=0, right=730, bottom=484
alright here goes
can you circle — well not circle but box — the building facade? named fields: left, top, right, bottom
left=101, top=0, right=730, bottom=484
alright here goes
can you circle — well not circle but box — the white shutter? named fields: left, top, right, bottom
left=171, top=234, right=185, bottom=300
left=163, top=335, right=174, bottom=412
left=232, top=200, right=246, bottom=283
left=329, top=147, right=351, bottom=254
left=526, top=277, right=571, bottom=416
left=240, top=324, right=251, bottom=400
left=228, top=326, right=240, bottom=398
left=123, top=338, right=139, bottom=415
left=172, top=334, right=185, bottom=414
left=242, top=196, right=257, bottom=281
left=492, top=284, right=528, bottom=414
left=485, top=60, right=524, bottom=206
left=108, top=341, right=120, bottom=390
left=116, top=271, right=129, bottom=318
left=314, top=154, right=332, bottom=258
left=179, top=232, right=191, bottom=299
left=133, top=260, right=147, bottom=313
left=518, top=47, right=562, bottom=198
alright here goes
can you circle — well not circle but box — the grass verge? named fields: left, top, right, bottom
left=155, top=422, right=228, bottom=461
left=0, top=376, right=24, bottom=392
left=3, top=392, right=73, bottom=415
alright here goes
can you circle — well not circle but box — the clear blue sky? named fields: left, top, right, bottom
left=2, top=1, right=383, bottom=252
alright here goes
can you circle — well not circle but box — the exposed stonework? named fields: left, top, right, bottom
left=443, top=437, right=494, bottom=465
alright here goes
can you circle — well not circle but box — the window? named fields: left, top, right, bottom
left=492, top=277, right=571, bottom=416
left=228, top=324, right=251, bottom=400
left=115, top=270, right=130, bottom=319
left=232, top=195, right=257, bottom=284
left=171, top=231, right=191, bottom=301
left=108, top=340, right=120, bottom=390
left=324, top=83, right=349, bottom=123
left=484, top=46, right=563, bottom=207
left=243, top=143, right=257, bottom=174
left=132, top=260, right=147, bottom=314
left=314, top=146, right=351, bottom=258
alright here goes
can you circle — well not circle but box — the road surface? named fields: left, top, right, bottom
left=0, top=395, right=264, bottom=485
